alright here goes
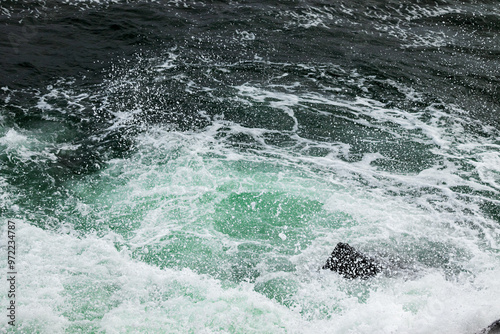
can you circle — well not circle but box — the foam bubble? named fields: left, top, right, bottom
left=0, top=129, right=29, bottom=147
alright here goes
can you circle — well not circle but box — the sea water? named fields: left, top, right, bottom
left=1, top=0, right=499, bottom=333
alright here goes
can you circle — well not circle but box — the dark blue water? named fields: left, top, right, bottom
left=1, top=1, right=500, bottom=333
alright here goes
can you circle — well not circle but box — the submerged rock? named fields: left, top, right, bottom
left=322, top=242, right=381, bottom=279
left=477, top=319, right=500, bottom=334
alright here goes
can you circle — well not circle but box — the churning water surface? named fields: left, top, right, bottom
left=1, top=0, right=500, bottom=333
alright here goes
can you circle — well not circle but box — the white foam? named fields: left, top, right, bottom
left=385, top=80, right=424, bottom=102
left=0, top=222, right=306, bottom=333
left=283, top=8, right=330, bottom=29
left=3, top=218, right=499, bottom=333
left=472, top=152, right=500, bottom=191
left=156, top=49, right=179, bottom=71
left=235, top=30, right=256, bottom=41
left=0, top=128, right=28, bottom=147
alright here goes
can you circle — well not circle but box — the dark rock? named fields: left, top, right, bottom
left=322, top=242, right=381, bottom=279
left=477, top=319, right=500, bottom=334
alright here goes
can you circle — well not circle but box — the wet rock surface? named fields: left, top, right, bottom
left=322, top=242, right=381, bottom=279
left=478, top=319, right=500, bottom=334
